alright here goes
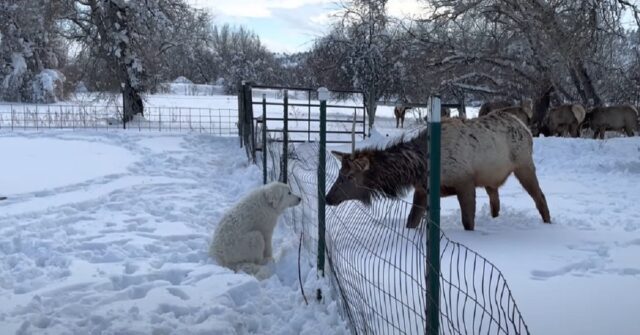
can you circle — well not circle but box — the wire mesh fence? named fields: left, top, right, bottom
left=0, top=103, right=238, bottom=136
left=266, top=139, right=530, bottom=335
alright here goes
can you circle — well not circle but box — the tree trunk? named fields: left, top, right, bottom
left=569, top=67, right=589, bottom=105
left=365, top=89, right=377, bottom=135
left=122, top=81, right=143, bottom=125
left=454, top=89, right=467, bottom=119
left=577, top=60, right=601, bottom=106
left=533, top=84, right=553, bottom=125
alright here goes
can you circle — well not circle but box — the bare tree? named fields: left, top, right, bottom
left=60, top=0, right=195, bottom=123
left=0, top=1, right=67, bottom=102
left=409, top=0, right=639, bottom=116
left=310, top=0, right=400, bottom=131
left=211, top=25, right=280, bottom=93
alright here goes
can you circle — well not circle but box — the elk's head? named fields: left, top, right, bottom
left=325, top=151, right=373, bottom=206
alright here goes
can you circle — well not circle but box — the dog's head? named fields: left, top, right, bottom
left=264, top=181, right=302, bottom=211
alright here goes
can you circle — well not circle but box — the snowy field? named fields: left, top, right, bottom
left=0, top=131, right=348, bottom=334
left=0, top=93, right=638, bottom=334
left=441, top=136, right=640, bottom=335
left=0, top=90, right=451, bottom=141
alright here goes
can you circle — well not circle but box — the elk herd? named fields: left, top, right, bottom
left=478, top=99, right=639, bottom=139
left=394, top=97, right=639, bottom=139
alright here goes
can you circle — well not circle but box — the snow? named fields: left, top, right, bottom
left=0, top=131, right=348, bottom=334
left=440, top=136, right=640, bottom=335
left=34, top=70, right=63, bottom=95
left=325, top=125, right=640, bottom=334
left=10, top=54, right=27, bottom=79
left=1, top=53, right=27, bottom=91
left=172, top=77, right=193, bottom=85
left=0, top=98, right=638, bottom=334
left=0, top=137, right=135, bottom=195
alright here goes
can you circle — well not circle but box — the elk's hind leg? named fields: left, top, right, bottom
left=514, top=164, right=551, bottom=223
left=624, top=125, right=635, bottom=137
left=485, top=187, right=500, bottom=218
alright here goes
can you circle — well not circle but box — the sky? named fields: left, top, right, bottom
left=188, top=0, right=427, bottom=53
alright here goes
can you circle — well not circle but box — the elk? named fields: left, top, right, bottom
left=325, top=112, right=551, bottom=231
left=478, top=100, right=512, bottom=117
left=584, top=105, right=638, bottom=139
left=540, top=104, right=586, bottom=137
left=394, top=105, right=412, bottom=128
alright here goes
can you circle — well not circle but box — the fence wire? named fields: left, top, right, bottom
left=265, top=140, right=530, bottom=335
left=0, top=103, right=237, bottom=135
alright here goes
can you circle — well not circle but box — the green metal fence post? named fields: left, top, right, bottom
left=317, top=87, right=329, bottom=301
left=262, top=94, right=268, bottom=184
left=282, top=90, right=289, bottom=184
left=427, top=95, right=442, bottom=335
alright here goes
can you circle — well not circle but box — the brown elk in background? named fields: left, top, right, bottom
left=325, top=112, right=551, bottom=231
left=540, top=104, right=586, bottom=137
left=478, top=100, right=512, bottom=117
left=584, top=105, right=639, bottom=139
left=394, top=105, right=411, bottom=128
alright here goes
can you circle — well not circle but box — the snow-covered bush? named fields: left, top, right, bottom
left=31, top=69, right=65, bottom=103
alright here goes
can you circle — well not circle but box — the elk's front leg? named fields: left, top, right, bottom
left=407, top=187, right=427, bottom=228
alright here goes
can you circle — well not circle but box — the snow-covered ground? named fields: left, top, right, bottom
left=332, top=122, right=640, bottom=335
left=0, top=131, right=348, bottom=334
left=441, top=136, right=640, bottom=335
left=1, top=95, right=638, bottom=334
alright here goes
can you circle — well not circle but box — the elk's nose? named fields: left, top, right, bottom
left=325, top=195, right=335, bottom=205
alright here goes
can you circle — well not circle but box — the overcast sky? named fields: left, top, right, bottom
left=188, top=0, right=426, bottom=53
left=188, top=1, right=638, bottom=53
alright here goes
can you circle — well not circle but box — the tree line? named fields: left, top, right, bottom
left=1, top=0, right=638, bottom=126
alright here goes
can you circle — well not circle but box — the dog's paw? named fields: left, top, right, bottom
left=254, top=265, right=273, bottom=280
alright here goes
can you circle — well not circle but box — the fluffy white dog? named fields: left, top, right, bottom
left=210, top=181, right=301, bottom=271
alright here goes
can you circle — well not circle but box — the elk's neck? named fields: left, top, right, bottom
left=364, top=133, right=428, bottom=198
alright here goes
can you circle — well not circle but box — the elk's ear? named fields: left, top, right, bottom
left=352, top=156, right=370, bottom=171
left=331, top=151, right=348, bottom=160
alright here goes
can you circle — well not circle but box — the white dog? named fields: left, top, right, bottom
left=210, top=181, right=301, bottom=272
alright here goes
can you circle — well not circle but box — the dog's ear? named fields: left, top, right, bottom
left=264, top=184, right=285, bottom=209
